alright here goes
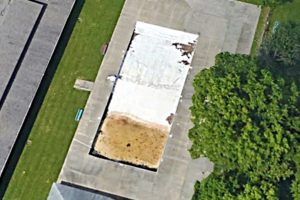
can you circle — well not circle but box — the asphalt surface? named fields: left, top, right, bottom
left=0, top=0, right=75, bottom=177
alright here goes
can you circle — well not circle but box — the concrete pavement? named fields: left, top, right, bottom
left=58, top=0, right=260, bottom=199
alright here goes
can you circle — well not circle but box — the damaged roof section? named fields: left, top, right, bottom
left=94, top=22, right=198, bottom=169
left=109, top=21, right=199, bottom=127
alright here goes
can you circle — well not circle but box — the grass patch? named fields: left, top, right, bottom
left=240, top=0, right=300, bottom=55
left=241, top=0, right=300, bottom=24
left=3, top=0, right=124, bottom=199
left=239, top=0, right=263, bottom=5
left=271, top=0, right=300, bottom=24
left=250, top=7, right=270, bottom=56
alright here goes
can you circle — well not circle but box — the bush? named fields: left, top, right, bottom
left=190, top=53, right=300, bottom=199
left=260, top=22, right=300, bottom=66
left=262, top=0, right=292, bottom=6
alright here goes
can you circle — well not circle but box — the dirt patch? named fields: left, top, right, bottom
left=95, top=113, right=168, bottom=169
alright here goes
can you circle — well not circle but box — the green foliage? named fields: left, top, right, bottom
left=291, top=147, right=300, bottom=199
left=263, top=0, right=292, bottom=6
left=192, top=174, right=234, bottom=200
left=189, top=53, right=300, bottom=199
left=270, top=0, right=300, bottom=24
left=259, top=22, right=300, bottom=80
left=240, top=0, right=292, bottom=6
left=193, top=171, right=278, bottom=200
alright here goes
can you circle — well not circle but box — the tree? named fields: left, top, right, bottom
left=193, top=171, right=277, bottom=200
left=291, top=147, right=300, bottom=199
left=262, top=0, right=292, bottom=6
left=189, top=53, right=300, bottom=199
left=259, top=22, right=300, bottom=83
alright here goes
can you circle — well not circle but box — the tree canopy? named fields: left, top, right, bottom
left=259, top=22, right=300, bottom=84
left=189, top=53, right=300, bottom=199
left=255, top=0, right=293, bottom=7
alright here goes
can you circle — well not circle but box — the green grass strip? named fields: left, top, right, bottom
left=250, top=7, right=270, bottom=56
left=3, top=0, right=124, bottom=199
left=270, top=0, right=300, bottom=24
left=241, top=0, right=300, bottom=56
left=239, top=0, right=263, bottom=5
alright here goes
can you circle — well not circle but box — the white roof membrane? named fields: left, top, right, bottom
left=108, top=22, right=198, bottom=128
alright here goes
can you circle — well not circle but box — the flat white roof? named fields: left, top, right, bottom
left=108, top=21, right=198, bottom=128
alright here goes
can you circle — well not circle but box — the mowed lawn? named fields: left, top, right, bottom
left=4, top=0, right=124, bottom=199
left=240, top=0, right=300, bottom=23
left=240, top=0, right=300, bottom=55
left=271, top=0, right=300, bottom=23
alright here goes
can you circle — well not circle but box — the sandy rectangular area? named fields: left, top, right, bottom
left=95, top=113, right=168, bottom=169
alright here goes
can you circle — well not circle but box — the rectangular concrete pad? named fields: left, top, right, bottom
left=59, top=0, right=260, bottom=199
left=0, top=0, right=76, bottom=176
